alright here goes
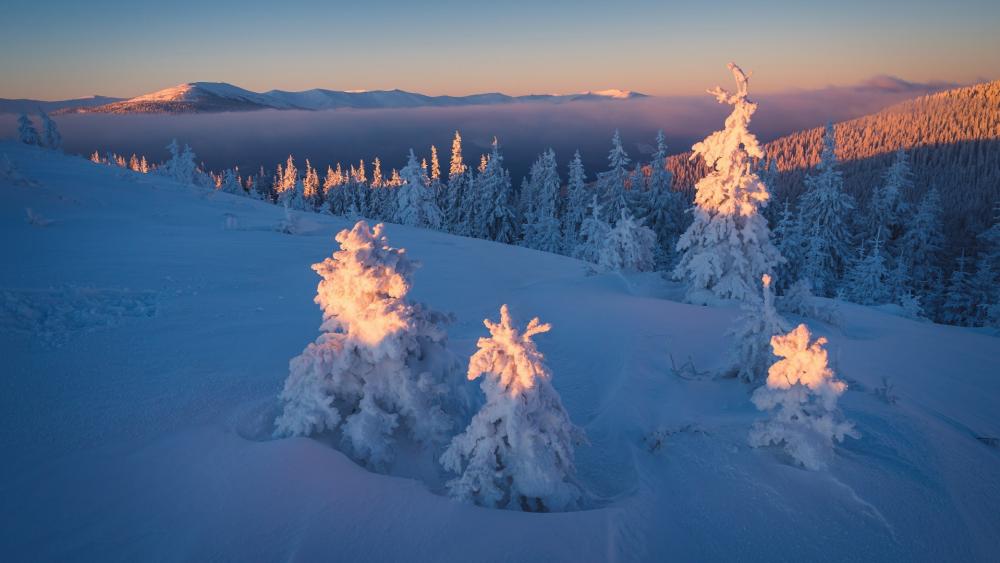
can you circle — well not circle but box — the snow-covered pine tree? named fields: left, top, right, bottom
left=673, top=63, right=783, bottom=304
left=473, top=139, right=518, bottom=243
left=901, top=187, right=945, bottom=304
left=866, top=148, right=912, bottom=245
left=843, top=229, right=890, bottom=305
left=220, top=168, right=243, bottom=195
left=440, top=304, right=585, bottom=512
left=973, top=204, right=1000, bottom=327
left=749, top=324, right=857, bottom=470
left=38, top=110, right=62, bottom=150
left=599, top=209, right=657, bottom=272
left=575, top=195, right=611, bottom=265
left=17, top=114, right=39, bottom=145
left=729, top=274, right=791, bottom=383
left=159, top=139, right=198, bottom=185
left=303, top=159, right=321, bottom=209
left=274, top=221, right=456, bottom=468
left=560, top=150, right=590, bottom=255
left=597, top=130, right=631, bottom=224
left=798, top=122, right=855, bottom=295
left=940, top=251, right=974, bottom=325
left=644, top=131, right=684, bottom=270
left=521, top=149, right=562, bottom=253
left=395, top=149, right=442, bottom=229
left=771, top=199, right=803, bottom=290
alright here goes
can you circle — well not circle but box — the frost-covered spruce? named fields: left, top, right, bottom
left=159, top=139, right=198, bottom=185
left=574, top=195, right=610, bottom=265
left=395, top=149, right=442, bottom=229
left=673, top=63, right=782, bottom=303
left=749, top=324, right=857, bottom=470
left=599, top=209, right=657, bottom=272
left=729, top=274, right=790, bottom=383
left=274, top=221, right=455, bottom=468
left=39, top=110, right=62, bottom=150
left=17, top=114, right=40, bottom=145
left=441, top=305, right=585, bottom=512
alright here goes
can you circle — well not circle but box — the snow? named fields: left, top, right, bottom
left=2, top=141, right=1000, bottom=561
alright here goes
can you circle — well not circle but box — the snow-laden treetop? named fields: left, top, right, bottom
left=468, top=304, right=552, bottom=395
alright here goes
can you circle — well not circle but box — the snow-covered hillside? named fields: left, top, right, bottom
left=2, top=141, right=999, bottom=561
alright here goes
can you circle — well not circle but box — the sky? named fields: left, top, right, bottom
left=2, top=0, right=999, bottom=100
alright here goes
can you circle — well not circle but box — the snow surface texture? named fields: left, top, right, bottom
left=2, top=142, right=1000, bottom=561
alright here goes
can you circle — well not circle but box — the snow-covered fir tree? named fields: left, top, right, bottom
left=575, top=195, right=611, bottom=264
left=597, top=130, right=631, bottom=224
left=303, top=159, right=321, bottom=208
left=729, top=274, right=791, bottom=383
left=673, top=63, right=783, bottom=303
left=771, top=199, right=803, bottom=290
left=395, top=149, right=442, bottom=229
left=472, top=139, right=518, bottom=243
left=219, top=168, right=243, bottom=195
left=643, top=130, right=683, bottom=270
left=521, top=149, right=562, bottom=253
left=159, top=139, right=198, bottom=185
left=749, top=324, right=857, bottom=470
left=440, top=305, right=585, bottom=512
left=38, top=110, right=62, bottom=150
left=941, top=250, right=974, bottom=325
left=560, top=150, right=590, bottom=254
left=843, top=229, right=891, bottom=305
left=901, top=187, right=945, bottom=303
left=866, top=148, right=912, bottom=245
left=274, top=221, right=456, bottom=468
left=17, top=114, right=39, bottom=145
left=599, top=209, right=657, bottom=272
left=797, top=122, right=855, bottom=295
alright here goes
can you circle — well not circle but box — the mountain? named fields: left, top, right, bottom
left=0, top=95, right=123, bottom=114
left=53, top=82, right=647, bottom=114
left=666, top=79, right=1000, bottom=250
left=3, top=141, right=998, bottom=561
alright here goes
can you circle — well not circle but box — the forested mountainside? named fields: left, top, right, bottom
left=667, top=80, right=1000, bottom=252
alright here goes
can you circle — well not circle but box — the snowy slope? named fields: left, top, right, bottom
left=1, top=142, right=999, bottom=562
left=61, top=82, right=647, bottom=113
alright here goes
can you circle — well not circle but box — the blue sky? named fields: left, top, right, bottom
left=2, top=0, right=998, bottom=99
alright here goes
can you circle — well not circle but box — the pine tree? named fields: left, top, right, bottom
left=275, top=221, right=456, bottom=468
left=449, top=131, right=466, bottom=181
left=521, top=149, right=562, bottom=253
left=441, top=305, right=584, bottom=512
left=560, top=150, right=590, bottom=255
left=673, top=63, right=783, bottom=304
left=597, top=130, right=631, bottom=224
left=798, top=122, right=855, bottom=295
left=17, top=114, right=39, bottom=145
left=867, top=148, right=912, bottom=244
left=430, top=145, right=441, bottom=182
left=771, top=199, right=803, bottom=289
left=942, top=250, right=973, bottom=325
left=159, top=139, right=198, bottom=185
left=395, top=149, right=442, bottom=229
left=843, top=229, right=890, bottom=305
left=599, top=209, right=657, bottom=272
left=729, top=274, right=791, bottom=383
left=220, top=168, right=243, bottom=195
left=303, top=159, right=321, bottom=208
left=644, top=131, right=683, bottom=270
left=473, top=139, right=518, bottom=243
left=575, top=195, right=611, bottom=265
left=38, top=110, right=62, bottom=150
left=902, top=187, right=945, bottom=301
left=749, top=324, right=857, bottom=470
left=371, top=157, right=384, bottom=188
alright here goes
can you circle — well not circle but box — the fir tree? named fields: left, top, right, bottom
left=38, top=110, right=62, bottom=150
left=521, top=149, right=562, bottom=253
left=441, top=305, right=585, bottom=512
left=673, top=63, right=783, bottom=303
left=730, top=274, right=791, bottom=384
left=599, top=209, right=657, bottom=272
left=843, top=229, right=891, bottom=305
left=17, top=114, right=39, bottom=145
left=560, top=150, right=590, bottom=255
left=395, top=149, right=442, bottom=229
left=575, top=195, right=610, bottom=265
left=597, top=130, right=631, bottom=224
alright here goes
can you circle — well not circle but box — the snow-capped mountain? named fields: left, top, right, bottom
left=53, top=82, right=647, bottom=114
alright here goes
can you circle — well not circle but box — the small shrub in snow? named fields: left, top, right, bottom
left=274, top=221, right=456, bottom=468
left=749, top=324, right=858, bottom=470
left=441, top=305, right=585, bottom=512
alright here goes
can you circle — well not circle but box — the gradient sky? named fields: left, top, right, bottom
left=2, top=0, right=999, bottom=100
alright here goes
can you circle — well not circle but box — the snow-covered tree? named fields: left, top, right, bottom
left=395, top=149, right=442, bottom=229
left=729, top=274, right=791, bottom=383
left=843, top=230, right=891, bottom=305
left=472, top=139, right=518, bottom=243
left=599, top=209, right=657, bottom=272
left=159, top=139, right=198, bottom=185
left=574, top=195, right=610, bottom=264
left=303, top=159, right=321, bottom=208
left=941, top=251, right=974, bottom=325
left=673, top=63, right=783, bottom=303
left=274, top=221, right=456, bottom=468
left=521, top=149, right=562, bottom=253
left=798, top=122, right=855, bottom=294
left=560, top=150, right=590, bottom=254
left=644, top=130, right=683, bottom=269
left=597, top=130, right=631, bottom=224
left=441, top=305, right=585, bottom=512
left=866, top=148, right=912, bottom=244
left=449, top=131, right=466, bottom=181
left=17, top=114, right=39, bottom=145
left=430, top=145, right=441, bottom=183
left=749, top=324, right=857, bottom=470
left=771, top=199, right=803, bottom=289
left=38, top=110, right=62, bottom=150
left=219, top=168, right=243, bottom=195
left=901, top=187, right=945, bottom=299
